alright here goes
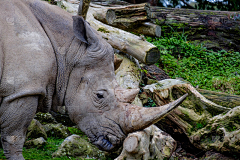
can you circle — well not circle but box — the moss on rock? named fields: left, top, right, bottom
left=27, top=119, right=48, bottom=140
left=52, top=135, right=105, bottom=159
left=43, top=123, right=70, bottom=139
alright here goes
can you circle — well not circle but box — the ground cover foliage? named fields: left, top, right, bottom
left=0, top=127, right=107, bottom=160
left=0, top=137, right=75, bottom=160
left=147, top=26, right=240, bottom=95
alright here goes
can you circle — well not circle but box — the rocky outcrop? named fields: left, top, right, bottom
left=26, top=119, right=48, bottom=140
left=43, top=123, right=70, bottom=139
left=25, top=137, right=47, bottom=149
left=34, top=112, right=57, bottom=125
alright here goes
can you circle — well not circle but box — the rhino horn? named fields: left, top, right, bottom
left=115, top=88, right=139, bottom=103
left=122, top=93, right=188, bottom=133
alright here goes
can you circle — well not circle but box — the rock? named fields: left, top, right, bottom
left=34, top=112, right=57, bottom=125
left=27, top=119, right=47, bottom=140
left=24, top=137, right=47, bottom=149
left=43, top=123, right=70, bottom=138
left=52, top=134, right=105, bottom=158
left=115, top=125, right=176, bottom=160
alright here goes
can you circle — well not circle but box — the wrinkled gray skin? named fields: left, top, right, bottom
left=0, top=0, right=187, bottom=159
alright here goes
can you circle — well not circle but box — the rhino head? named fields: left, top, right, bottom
left=61, top=16, right=187, bottom=151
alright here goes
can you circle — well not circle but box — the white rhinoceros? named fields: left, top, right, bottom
left=0, top=0, right=187, bottom=159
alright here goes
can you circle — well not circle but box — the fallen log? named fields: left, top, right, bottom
left=86, top=6, right=160, bottom=64
left=143, top=79, right=240, bottom=155
left=91, top=3, right=161, bottom=37
left=92, top=3, right=147, bottom=24
left=197, top=89, right=240, bottom=109
left=62, top=1, right=160, bottom=64
left=145, top=3, right=240, bottom=51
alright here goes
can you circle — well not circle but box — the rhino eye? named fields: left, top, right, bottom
left=94, top=90, right=106, bottom=100
left=97, top=93, right=104, bottom=99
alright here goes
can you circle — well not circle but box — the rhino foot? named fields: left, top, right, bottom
left=1, top=136, right=25, bottom=160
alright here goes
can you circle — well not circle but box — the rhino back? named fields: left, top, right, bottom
left=0, top=0, right=57, bottom=109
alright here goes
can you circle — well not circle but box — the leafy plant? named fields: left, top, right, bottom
left=68, top=127, right=89, bottom=141
left=147, top=30, right=240, bottom=95
left=144, top=98, right=157, bottom=107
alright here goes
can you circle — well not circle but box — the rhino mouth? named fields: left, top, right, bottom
left=92, top=136, right=114, bottom=151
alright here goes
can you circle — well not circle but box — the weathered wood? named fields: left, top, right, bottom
left=95, top=5, right=147, bottom=24
left=86, top=5, right=160, bottom=65
left=78, top=0, right=90, bottom=19
left=114, top=54, right=123, bottom=71
left=64, top=1, right=160, bottom=64
left=197, top=89, right=240, bottom=109
left=145, top=3, right=240, bottom=51
left=135, top=22, right=161, bottom=37
left=123, top=136, right=138, bottom=153
left=91, top=3, right=161, bottom=37
left=143, top=79, right=240, bottom=155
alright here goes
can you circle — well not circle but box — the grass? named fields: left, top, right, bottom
left=146, top=28, right=240, bottom=95
left=0, top=137, right=71, bottom=160
left=0, top=127, right=100, bottom=160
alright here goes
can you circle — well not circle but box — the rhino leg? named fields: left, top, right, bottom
left=0, top=96, right=38, bottom=160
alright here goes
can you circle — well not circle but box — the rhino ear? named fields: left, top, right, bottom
left=72, top=16, right=88, bottom=44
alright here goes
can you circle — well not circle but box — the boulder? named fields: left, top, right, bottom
left=27, top=119, right=47, bottom=140
left=34, top=112, right=57, bottom=125
left=43, top=123, right=70, bottom=139
left=24, top=137, right=47, bottom=149
left=52, top=134, right=105, bottom=159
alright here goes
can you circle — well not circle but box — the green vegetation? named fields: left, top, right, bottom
left=68, top=127, right=89, bottom=142
left=146, top=29, right=240, bottom=95
left=97, top=28, right=110, bottom=33
left=144, top=97, right=157, bottom=107
left=0, top=137, right=70, bottom=160
left=0, top=127, right=101, bottom=160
